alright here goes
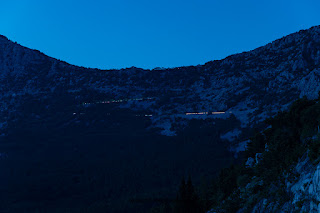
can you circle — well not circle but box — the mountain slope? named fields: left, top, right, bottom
left=1, top=26, right=320, bottom=140
left=207, top=96, right=320, bottom=212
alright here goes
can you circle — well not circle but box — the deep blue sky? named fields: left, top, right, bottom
left=1, top=0, right=319, bottom=69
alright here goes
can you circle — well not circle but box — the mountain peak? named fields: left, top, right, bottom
left=0, top=34, right=8, bottom=40
left=0, top=35, right=10, bottom=45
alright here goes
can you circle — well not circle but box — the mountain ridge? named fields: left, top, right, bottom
left=1, top=25, right=319, bottom=71
left=0, top=25, right=320, bottom=139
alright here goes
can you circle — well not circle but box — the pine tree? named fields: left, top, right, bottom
left=175, top=177, right=201, bottom=213
left=186, top=176, right=200, bottom=213
left=175, top=178, right=187, bottom=213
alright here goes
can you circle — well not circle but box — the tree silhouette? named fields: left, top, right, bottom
left=175, top=177, right=201, bottom=213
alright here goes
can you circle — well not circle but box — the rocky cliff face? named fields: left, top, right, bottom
left=1, top=26, right=320, bottom=144
left=248, top=153, right=320, bottom=212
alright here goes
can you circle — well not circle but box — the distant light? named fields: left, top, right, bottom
left=185, top=112, right=208, bottom=115
left=185, top=111, right=227, bottom=115
left=212, top=112, right=225, bottom=115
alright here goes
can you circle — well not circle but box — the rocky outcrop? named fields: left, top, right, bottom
left=249, top=154, right=320, bottom=212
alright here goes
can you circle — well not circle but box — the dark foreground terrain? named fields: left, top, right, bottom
left=0, top=99, right=236, bottom=212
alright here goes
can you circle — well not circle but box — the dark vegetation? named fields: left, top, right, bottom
left=0, top=91, right=238, bottom=213
left=3, top=92, right=320, bottom=212
left=207, top=95, right=320, bottom=212
left=6, top=90, right=320, bottom=212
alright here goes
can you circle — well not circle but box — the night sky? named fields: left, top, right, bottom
left=1, top=0, right=319, bottom=69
